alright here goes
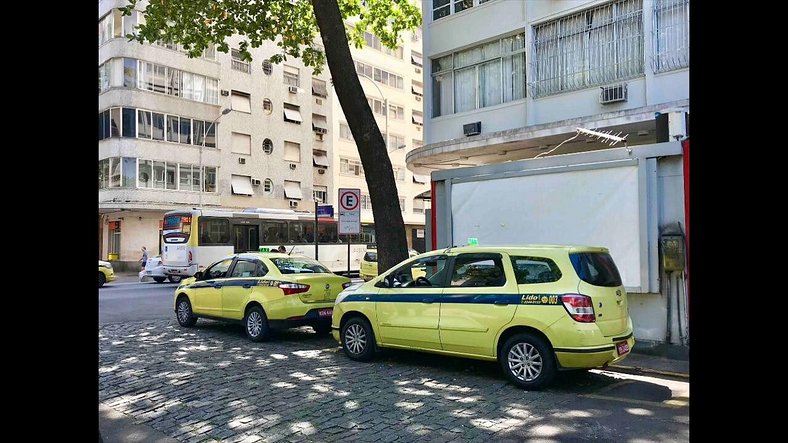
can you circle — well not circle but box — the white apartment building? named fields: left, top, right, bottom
left=98, top=0, right=428, bottom=268
left=410, top=0, right=688, bottom=171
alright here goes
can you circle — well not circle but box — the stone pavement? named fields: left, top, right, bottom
left=99, top=319, right=689, bottom=442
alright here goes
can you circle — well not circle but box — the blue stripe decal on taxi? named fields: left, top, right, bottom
left=341, top=293, right=535, bottom=305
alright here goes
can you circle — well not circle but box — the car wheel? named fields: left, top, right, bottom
left=98, top=272, right=106, bottom=288
left=175, top=296, right=197, bottom=327
left=153, top=277, right=166, bottom=283
left=499, top=333, right=556, bottom=391
left=168, top=275, right=182, bottom=283
left=244, top=305, right=270, bottom=342
left=341, top=317, right=375, bottom=362
left=312, top=323, right=332, bottom=336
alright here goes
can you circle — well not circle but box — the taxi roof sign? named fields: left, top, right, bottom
left=467, top=238, right=478, bottom=246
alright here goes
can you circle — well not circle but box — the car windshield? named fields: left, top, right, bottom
left=270, top=257, right=331, bottom=274
left=363, top=252, right=377, bottom=262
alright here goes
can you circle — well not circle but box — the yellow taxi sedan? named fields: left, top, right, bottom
left=360, top=247, right=420, bottom=281
left=174, top=253, right=351, bottom=341
left=98, top=260, right=116, bottom=288
left=332, top=245, right=635, bottom=390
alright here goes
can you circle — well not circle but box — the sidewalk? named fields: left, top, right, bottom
left=608, top=351, right=689, bottom=379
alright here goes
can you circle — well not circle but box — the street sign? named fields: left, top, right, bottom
left=317, top=205, right=334, bottom=218
left=338, top=188, right=361, bottom=235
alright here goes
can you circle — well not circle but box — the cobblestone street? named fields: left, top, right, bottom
left=99, top=319, right=689, bottom=442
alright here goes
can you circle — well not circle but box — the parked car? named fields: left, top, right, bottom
left=141, top=256, right=182, bottom=283
left=98, top=260, right=116, bottom=288
left=332, top=245, right=634, bottom=390
left=360, top=246, right=420, bottom=281
left=174, top=252, right=352, bottom=341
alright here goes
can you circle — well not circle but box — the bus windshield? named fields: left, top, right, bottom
left=162, top=214, right=192, bottom=243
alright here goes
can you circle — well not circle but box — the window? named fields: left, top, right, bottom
left=204, top=167, right=217, bottom=192
left=385, top=133, right=406, bottom=151
left=284, top=141, right=301, bottom=162
left=231, top=132, right=252, bottom=155
left=122, top=157, right=136, bottom=188
left=339, top=123, right=354, bottom=141
left=262, top=59, right=273, bottom=75
left=137, top=110, right=152, bottom=139
left=283, top=65, right=300, bottom=87
left=205, top=258, right=234, bottom=279
left=313, top=185, right=328, bottom=203
left=230, top=260, right=268, bottom=278
left=388, top=255, right=449, bottom=288
left=283, top=103, right=303, bottom=124
left=392, top=167, right=406, bottom=181
left=532, top=0, right=644, bottom=97
left=340, top=158, right=364, bottom=176
left=412, top=111, right=424, bottom=126
left=399, top=197, right=406, bottom=212
left=263, top=178, right=274, bottom=194
left=411, top=51, right=423, bottom=67
left=231, top=90, right=252, bottom=113
left=231, top=48, right=251, bottom=73
left=129, top=58, right=219, bottom=104
left=178, top=164, right=194, bottom=191
left=284, top=180, right=303, bottom=199
left=569, top=252, right=623, bottom=287
left=312, top=78, right=328, bottom=97
left=389, top=104, right=405, bottom=120
left=510, top=256, right=563, bottom=284
left=200, top=219, right=230, bottom=245
left=360, top=193, right=373, bottom=210
left=413, top=198, right=425, bottom=214
left=108, top=220, right=121, bottom=258
left=231, top=175, right=254, bottom=196
left=313, top=150, right=329, bottom=168
left=412, top=80, right=424, bottom=97
left=433, top=0, right=451, bottom=21
left=262, top=138, right=274, bottom=154
left=263, top=98, right=273, bottom=114
left=363, top=32, right=403, bottom=58
left=450, top=254, right=506, bottom=287
left=312, top=114, right=328, bottom=133
left=152, top=113, right=165, bottom=140
left=652, top=0, right=689, bottom=73
left=355, top=61, right=404, bottom=89
left=179, top=117, right=192, bottom=144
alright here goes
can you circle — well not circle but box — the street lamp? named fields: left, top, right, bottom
left=199, top=107, right=233, bottom=207
left=357, top=73, right=388, bottom=150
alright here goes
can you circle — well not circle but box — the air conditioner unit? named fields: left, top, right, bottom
left=318, top=168, right=326, bottom=175
left=415, top=96, right=422, bottom=102
left=315, top=98, right=323, bottom=106
left=251, top=178, right=261, bottom=186
left=463, top=122, right=481, bottom=136
left=288, top=86, right=299, bottom=94
left=415, top=67, right=422, bottom=74
left=289, top=163, right=297, bottom=170
left=600, top=83, right=627, bottom=104
left=221, top=90, right=229, bottom=96
left=238, top=157, right=246, bottom=164
left=314, top=127, right=328, bottom=134
left=289, top=200, right=298, bottom=208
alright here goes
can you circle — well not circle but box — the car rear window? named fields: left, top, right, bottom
left=569, top=252, right=623, bottom=287
left=271, top=257, right=331, bottom=274
left=363, top=252, right=377, bottom=262
left=510, top=256, right=562, bottom=284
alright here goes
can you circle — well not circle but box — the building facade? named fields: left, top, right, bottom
left=98, top=0, right=428, bottom=268
left=414, top=0, right=689, bottom=347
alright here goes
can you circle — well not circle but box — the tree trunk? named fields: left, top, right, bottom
left=311, top=0, right=408, bottom=273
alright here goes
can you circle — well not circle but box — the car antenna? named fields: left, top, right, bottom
left=288, top=245, right=295, bottom=255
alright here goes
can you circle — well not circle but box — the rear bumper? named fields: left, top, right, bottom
left=268, top=307, right=335, bottom=329
left=164, top=265, right=198, bottom=276
left=554, top=333, right=635, bottom=369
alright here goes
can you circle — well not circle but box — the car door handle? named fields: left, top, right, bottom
left=421, top=298, right=434, bottom=304
left=213, top=284, right=222, bottom=289
left=494, top=300, right=509, bottom=305
left=242, top=284, right=252, bottom=289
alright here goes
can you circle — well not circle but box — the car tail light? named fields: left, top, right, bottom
left=279, top=283, right=310, bottom=296
left=188, top=251, right=193, bottom=264
left=342, top=282, right=353, bottom=289
left=561, top=294, right=595, bottom=322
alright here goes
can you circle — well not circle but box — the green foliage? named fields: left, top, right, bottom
left=121, top=0, right=422, bottom=74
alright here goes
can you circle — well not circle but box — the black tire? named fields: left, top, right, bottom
left=341, top=317, right=375, bottom=362
left=98, top=272, right=106, bottom=288
left=499, top=333, right=556, bottom=390
left=313, top=323, right=332, bottom=336
left=168, top=275, right=182, bottom=283
left=243, top=305, right=270, bottom=342
left=153, top=277, right=166, bottom=283
left=175, top=296, right=197, bottom=327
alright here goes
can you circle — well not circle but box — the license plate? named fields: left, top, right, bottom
left=616, top=340, right=630, bottom=356
left=318, top=308, right=333, bottom=317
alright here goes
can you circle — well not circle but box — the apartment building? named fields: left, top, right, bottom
left=98, top=0, right=428, bottom=266
left=410, top=0, right=688, bottom=171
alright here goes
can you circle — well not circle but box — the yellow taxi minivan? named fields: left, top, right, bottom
left=174, top=253, right=351, bottom=341
left=332, top=245, right=635, bottom=390
left=360, top=246, right=420, bottom=281
left=98, top=260, right=116, bottom=288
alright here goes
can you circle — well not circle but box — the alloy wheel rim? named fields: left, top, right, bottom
left=507, top=342, right=543, bottom=382
left=247, top=311, right=263, bottom=337
left=345, top=324, right=366, bottom=354
left=177, top=300, right=190, bottom=323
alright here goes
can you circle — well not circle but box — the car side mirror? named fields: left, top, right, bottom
left=194, top=271, right=204, bottom=280
left=375, top=277, right=390, bottom=288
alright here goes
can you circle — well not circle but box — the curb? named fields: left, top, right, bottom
left=606, top=364, right=689, bottom=380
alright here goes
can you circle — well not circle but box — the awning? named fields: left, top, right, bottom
left=413, top=174, right=430, bottom=184
left=312, top=114, right=328, bottom=132
left=283, top=107, right=303, bottom=123
left=412, top=113, right=424, bottom=125
left=415, top=189, right=431, bottom=200
left=313, top=150, right=330, bottom=167
left=411, top=53, right=423, bottom=67
left=411, top=84, right=423, bottom=96
left=231, top=175, right=254, bottom=196
left=284, top=181, right=303, bottom=199
left=312, top=79, right=328, bottom=97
